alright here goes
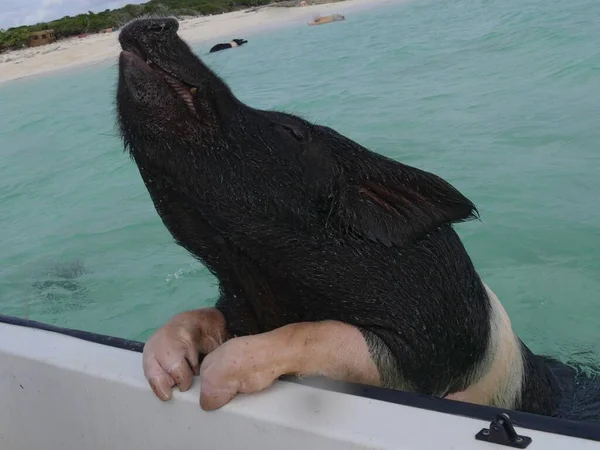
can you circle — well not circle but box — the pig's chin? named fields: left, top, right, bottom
left=121, top=50, right=199, bottom=117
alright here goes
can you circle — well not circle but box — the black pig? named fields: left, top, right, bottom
left=115, top=18, right=598, bottom=420
left=209, top=38, right=248, bottom=53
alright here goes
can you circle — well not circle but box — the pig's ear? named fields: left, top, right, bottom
left=334, top=166, right=478, bottom=247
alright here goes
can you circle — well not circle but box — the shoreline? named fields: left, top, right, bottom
left=0, top=0, right=400, bottom=85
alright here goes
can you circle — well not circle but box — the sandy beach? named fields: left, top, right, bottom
left=0, top=0, right=398, bottom=84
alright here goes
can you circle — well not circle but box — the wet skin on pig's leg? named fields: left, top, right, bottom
left=143, top=307, right=227, bottom=400
left=144, top=308, right=383, bottom=410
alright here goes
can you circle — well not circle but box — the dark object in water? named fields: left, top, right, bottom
left=209, top=38, right=247, bottom=53
left=31, top=259, right=87, bottom=294
left=31, top=279, right=79, bottom=292
left=115, top=18, right=600, bottom=422
left=25, top=259, right=90, bottom=315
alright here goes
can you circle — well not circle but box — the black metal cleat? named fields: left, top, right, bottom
left=475, top=413, right=532, bottom=448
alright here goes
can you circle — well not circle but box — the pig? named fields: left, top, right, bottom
left=209, top=38, right=248, bottom=53
left=115, top=17, right=599, bottom=421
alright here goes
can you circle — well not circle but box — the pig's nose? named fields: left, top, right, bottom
left=119, top=18, right=179, bottom=46
left=141, top=18, right=179, bottom=34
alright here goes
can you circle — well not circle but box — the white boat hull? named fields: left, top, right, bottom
left=0, top=317, right=598, bottom=449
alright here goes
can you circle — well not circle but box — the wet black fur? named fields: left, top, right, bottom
left=209, top=38, right=247, bottom=53
left=115, top=18, right=598, bottom=421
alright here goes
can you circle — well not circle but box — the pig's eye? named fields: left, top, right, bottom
left=278, top=124, right=305, bottom=142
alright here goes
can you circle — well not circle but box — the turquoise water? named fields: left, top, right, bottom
left=1, top=0, right=599, bottom=369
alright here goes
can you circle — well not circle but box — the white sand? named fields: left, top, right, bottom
left=0, top=0, right=400, bottom=84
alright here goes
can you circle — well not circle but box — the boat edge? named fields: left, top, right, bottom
left=0, top=313, right=598, bottom=442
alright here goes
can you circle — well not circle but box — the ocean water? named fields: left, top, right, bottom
left=1, top=0, right=599, bottom=369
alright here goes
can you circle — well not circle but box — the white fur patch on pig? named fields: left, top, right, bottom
left=444, top=281, right=524, bottom=409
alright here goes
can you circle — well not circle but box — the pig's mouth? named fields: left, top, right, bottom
left=120, top=46, right=198, bottom=116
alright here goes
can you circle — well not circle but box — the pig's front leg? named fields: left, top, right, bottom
left=142, top=307, right=228, bottom=400
left=198, top=320, right=382, bottom=410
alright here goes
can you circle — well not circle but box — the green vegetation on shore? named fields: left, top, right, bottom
left=0, top=0, right=283, bottom=53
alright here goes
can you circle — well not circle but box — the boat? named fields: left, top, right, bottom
left=308, top=14, right=346, bottom=26
left=1, top=314, right=599, bottom=449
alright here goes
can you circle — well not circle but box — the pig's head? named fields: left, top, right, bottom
left=116, top=18, right=478, bottom=267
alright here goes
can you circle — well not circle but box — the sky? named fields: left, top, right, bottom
left=0, top=0, right=140, bottom=29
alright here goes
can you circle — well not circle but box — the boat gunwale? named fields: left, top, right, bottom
left=1, top=313, right=598, bottom=442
